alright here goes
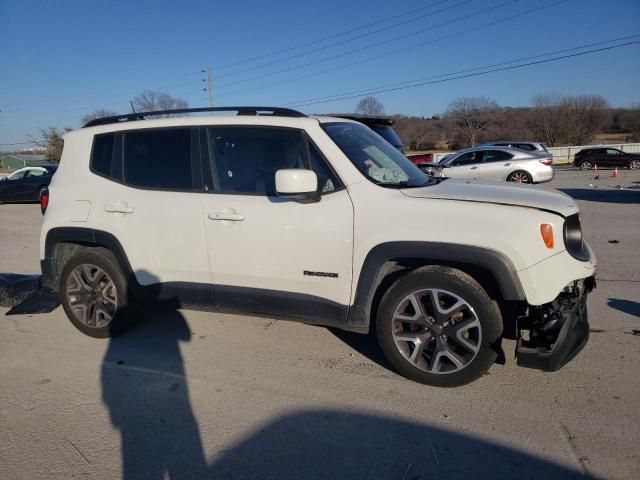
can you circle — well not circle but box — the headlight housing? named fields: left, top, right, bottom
left=563, top=213, right=590, bottom=261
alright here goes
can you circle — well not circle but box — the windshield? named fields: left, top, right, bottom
left=322, top=122, right=429, bottom=188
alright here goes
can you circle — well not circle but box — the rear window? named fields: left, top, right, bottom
left=91, top=128, right=194, bottom=190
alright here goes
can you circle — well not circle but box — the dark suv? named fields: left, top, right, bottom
left=335, top=116, right=405, bottom=153
left=573, top=147, right=640, bottom=171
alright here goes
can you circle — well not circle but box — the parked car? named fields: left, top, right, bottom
left=481, top=141, right=549, bottom=156
left=0, top=165, right=57, bottom=204
left=40, top=106, right=595, bottom=387
left=425, top=146, right=554, bottom=184
left=335, top=115, right=405, bottom=153
left=573, top=147, right=640, bottom=171
left=406, top=152, right=434, bottom=171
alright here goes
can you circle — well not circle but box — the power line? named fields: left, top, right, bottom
left=216, top=0, right=523, bottom=88
left=215, top=0, right=464, bottom=79
left=285, top=41, right=640, bottom=108
left=216, top=0, right=565, bottom=98
left=283, top=34, right=640, bottom=106
left=212, top=0, right=460, bottom=71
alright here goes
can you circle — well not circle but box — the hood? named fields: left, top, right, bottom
left=401, top=179, right=578, bottom=217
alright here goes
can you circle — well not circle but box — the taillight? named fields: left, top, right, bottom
left=539, top=159, right=553, bottom=166
left=40, top=189, right=49, bottom=215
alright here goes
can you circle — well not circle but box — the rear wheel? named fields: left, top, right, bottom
left=376, top=266, right=503, bottom=387
left=629, top=159, right=640, bottom=170
left=579, top=160, right=593, bottom=171
left=59, top=248, right=135, bottom=338
left=506, top=170, right=532, bottom=184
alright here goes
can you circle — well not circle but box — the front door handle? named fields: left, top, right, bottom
left=470, top=166, right=478, bottom=170
left=208, top=212, right=245, bottom=221
left=503, top=163, right=511, bottom=166
left=104, top=203, right=134, bottom=214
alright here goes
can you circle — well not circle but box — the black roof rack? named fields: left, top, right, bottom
left=83, top=106, right=306, bottom=128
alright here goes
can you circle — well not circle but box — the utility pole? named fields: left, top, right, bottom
left=207, top=67, right=214, bottom=107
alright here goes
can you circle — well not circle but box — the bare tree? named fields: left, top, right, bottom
left=530, top=93, right=563, bottom=146
left=444, top=97, right=499, bottom=147
left=131, top=91, right=188, bottom=116
left=355, top=96, right=385, bottom=116
left=619, top=103, right=640, bottom=141
left=81, top=109, right=118, bottom=125
left=29, top=127, right=73, bottom=163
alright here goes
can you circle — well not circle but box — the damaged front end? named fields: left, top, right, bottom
left=516, top=276, right=595, bottom=372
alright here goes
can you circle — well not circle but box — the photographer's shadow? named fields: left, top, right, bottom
left=101, top=273, right=207, bottom=480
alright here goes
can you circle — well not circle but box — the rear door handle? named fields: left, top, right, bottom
left=503, top=163, right=511, bottom=166
left=104, top=203, right=134, bottom=214
left=208, top=212, right=245, bottom=221
left=470, top=166, right=478, bottom=170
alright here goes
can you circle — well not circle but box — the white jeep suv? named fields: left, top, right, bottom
left=40, top=107, right=596, bottom=387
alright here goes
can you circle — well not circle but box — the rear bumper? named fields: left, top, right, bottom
left=532, top=167, right=555, bottom=184
left=516, top=275, right=594, bottom=372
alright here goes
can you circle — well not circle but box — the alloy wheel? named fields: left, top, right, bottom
left=508, top=172, right=531, bottom=183
left=66, top=264, right=118, bottom=328
left=629, top=160, right=640, bottom=170
left=580, top=161, right=592, bottom=171
left=391, top=289, right=482, bottom=374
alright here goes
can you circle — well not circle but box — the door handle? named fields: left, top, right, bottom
left=208, top=212, right=245, bottom=221
left=503, top=163, right=511, bottom=166
left=104, top=204, right=134, bottom=214
left=470, top=166, right=478, bottom=170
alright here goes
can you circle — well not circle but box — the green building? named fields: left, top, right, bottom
left=1, top=154, right=48, bottom=170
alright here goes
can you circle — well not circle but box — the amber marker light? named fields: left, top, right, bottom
left=540, top=224, right=554, bottom=249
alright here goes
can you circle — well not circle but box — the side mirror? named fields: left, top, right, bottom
left=275, top=169, right=319, bottom=203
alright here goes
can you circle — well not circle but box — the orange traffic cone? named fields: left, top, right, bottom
left=612, top=167, right=620, bottom=178
left=594, top=164, right=598, bottom=172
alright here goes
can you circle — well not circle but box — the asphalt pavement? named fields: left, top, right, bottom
left=1, top=169, right=639, bottom=479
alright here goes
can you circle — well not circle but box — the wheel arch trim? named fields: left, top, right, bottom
left=346, top=241, right=526, bottom=330
left=42, top=227, right=135, bottom=290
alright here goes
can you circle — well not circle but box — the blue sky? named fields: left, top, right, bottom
left=1, top=0, right=639, bottom=146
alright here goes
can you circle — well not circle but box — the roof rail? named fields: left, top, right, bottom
left=83, top=106, right=307, bottom=128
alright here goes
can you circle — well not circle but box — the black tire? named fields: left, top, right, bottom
left=506, top=170, right=532, bottom=184
left=376, top=266, right=503, bottom=387
left=59, top=247, right=135, bottom=338
left=578, top=160, right=593, bottom=171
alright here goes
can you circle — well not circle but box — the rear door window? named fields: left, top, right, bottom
left=122, top=128, right=193, bottom=190
left=483, top=150, right=513, bottom=162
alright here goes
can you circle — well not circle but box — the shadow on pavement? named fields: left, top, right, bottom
left=608, top=298, right=640, bottom=319
left=208, top=409, right=591, bottom=480
left=100, top=272, right=590, bottom=480
left=102, top=300, right=208, bottom=480
left=560, top=188, right=640, bottom=204
left=328, top=327, right=394, bottom=371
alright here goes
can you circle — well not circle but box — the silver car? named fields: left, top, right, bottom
left=481, top=141, right=549, bottom=156
left=428, top=146, right=554, bottom=184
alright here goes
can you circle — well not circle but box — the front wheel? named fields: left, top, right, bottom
left=376, top=266, right=503, bottom=387
left=506, top=170, right=532, bottom=183
left=59, top=248, right=135, bottom=338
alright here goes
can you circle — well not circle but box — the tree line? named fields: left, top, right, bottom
left=354, top=95, right=640, bottom=151
left=17, top=92, right=640, bottom=163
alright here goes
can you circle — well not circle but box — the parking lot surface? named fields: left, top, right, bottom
left=1, top=169, right=639, bottom=479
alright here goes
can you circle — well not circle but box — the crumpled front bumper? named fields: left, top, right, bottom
left=516, top=276, right=595, bottom=372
